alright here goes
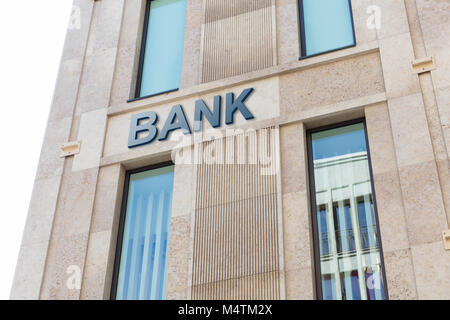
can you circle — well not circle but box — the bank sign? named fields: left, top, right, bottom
left=128, top=88, right=255, bottom=148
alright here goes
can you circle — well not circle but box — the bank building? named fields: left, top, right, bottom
left=11, top=0, right=450, bottom=300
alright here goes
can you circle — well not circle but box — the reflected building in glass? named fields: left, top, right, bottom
left=310, top=123, right=385, bottom=300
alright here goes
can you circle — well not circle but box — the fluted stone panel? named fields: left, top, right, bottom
left=201, top=0, right=276, bottom=83
left=191, top=128, right=281, bottom=299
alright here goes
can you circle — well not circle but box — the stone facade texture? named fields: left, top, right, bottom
left=10, top=0, right=450, bottom=300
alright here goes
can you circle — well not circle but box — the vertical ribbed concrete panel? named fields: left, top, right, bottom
left=201, top=0, right=277, bottom=83
left=191, top=128, right=282, bottom=299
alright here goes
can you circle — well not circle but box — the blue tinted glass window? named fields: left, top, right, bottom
left=311, top=122, right=386, bottom=300
left=116, top=165, right=175, bottom=300
left=301, top=0, right=355, bottom=56
left=139, top=0, right=186, bottom=97
left=312, top=123, right=366, bottom=160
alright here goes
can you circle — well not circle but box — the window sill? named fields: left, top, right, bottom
left=298, top=43, right=357, bottom=61
left=127, top=88, right=179, bottom=103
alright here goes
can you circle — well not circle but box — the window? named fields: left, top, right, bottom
left=308, top=121, right=387, bottom=300
left=112, top=163, right=175, bottom=300
left=299, top=0, right=356, bottom=57
left=135, top=0, right=187, bottom=98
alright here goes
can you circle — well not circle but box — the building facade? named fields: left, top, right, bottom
left=11, top=0, right=450, bottom=300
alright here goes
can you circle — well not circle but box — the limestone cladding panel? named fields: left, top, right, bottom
left=76, top=0, right=124, bottom=115
left=201, top=0, right=276, bottom=83
left=110, top=0, right=145, bottom=106
left=165, top=156, right=196, bottom=299
left=387, top=93, right=447, bottom=246
left=415, top=0, right=450, bottom=162
left=279, top=52, right=385, bottom=116
left=279, top=122, right=314, bottom=299
left=180, top=0, right=203, bottom=89
left=40, top=159, right=99, bottom=299
left=80, top=164, right=125, bottom=299
left=73, top=108, right=108, bottom=172
left=191, top=128, right=282, bottom=299
left=411, top=240, right=450, bottom=299
left=416, top=0, right=450, bottom=90
left=276, top=0, right=300, bottom=65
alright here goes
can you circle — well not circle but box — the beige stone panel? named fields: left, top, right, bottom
left=10, top=241, right=49, bottom=300
left=276, top=0, right=300, bottom=64
left=404, top=0, right=427, bottom=58
left=365, top=103, right=410, bottom=253
left=419, top=80, right=449, bottom=163
left=431, top=50, right=450, bottom=99
left=388, top=93, right=435, bottom=167
left=180, top=0, right=202, bottom=88
left=365, top=103, right=398, bottom=174
left=166, top=215, right=191, bottom=299
left=279, top=52, right=384, bottom=115
left=76, top=47, right=118, bottom=115
left=81, top=230, right=112, bottom=300
left=415, top=0, right=450, bottom=89
left=375, top=0, right=410, bottom=40
left=192, top=271, right=280, bottom=300
left=437, top=159, right=450, bottom=224
left=85, top=0, right=124, bottom=56
left=415, top=0, right=450, bottom=49
left=104, top=77, right=280, bottom=158
left=383, top=249, right=417, bottom=300
left=372, top=170, right=409, bottom=253
left=21, top=176, right=61, bottom=246
left=411, top=241, right=450, bottom=299
left=280, top=122, right=307, bottom=194
left=201, top=1, right=276, bottom=83
left=284, top=268, right=314, bottom=300
left=398, top=161, right=447, bottom=246
left=40, top=233, right=89, bottom=299
left=167, top=288, right=190, bottom=300
left=192, top=194, right=279, bottom=282
left=351, top=0, right=377, bottom=45
left=282, top=191, right=312, bottom=272
left=91, top=164, right=124, bottom=234
left=110, top=47, right=138, bottom=105
left=36, top=117, right=72, bottom=181
left=110, top=0, right=145, bottom=105
left=378, top=33, right=421, bottom=99
left=51, top=165, right=99, bottom=238
left=49, top=58, right=83, bottom=122
left=436, top=85, right=450, bottom=159
left=73, top=108, right=108, bottom=171
left=171, top=164, right=196, bottom=218
left=60, top=0, right=95, bottom=61
left=80, top=263, right=107, bottom=300
left=69, top=115, right=81, bottom=142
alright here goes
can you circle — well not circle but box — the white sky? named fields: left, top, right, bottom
left=0, top=0, right=73, bottom=299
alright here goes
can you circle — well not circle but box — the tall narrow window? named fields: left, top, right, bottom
left=136, top=0, right=187, bottom=98
left=112, top=164, right=175, bottom=300
left=308, top=121, right=387, bottom=300
left=299, top=0, right=355, bottom=57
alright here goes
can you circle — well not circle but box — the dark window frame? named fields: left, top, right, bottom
left=306, top=118, right=389, bottom=300
left=129, top=0, right=180, bottom=102
left=110, top=161, right=175, bottom=300
left=298, top=0, right=357, bottom=59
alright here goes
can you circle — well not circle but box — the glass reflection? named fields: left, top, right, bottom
left=311, top=123, right=386, bottom=300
